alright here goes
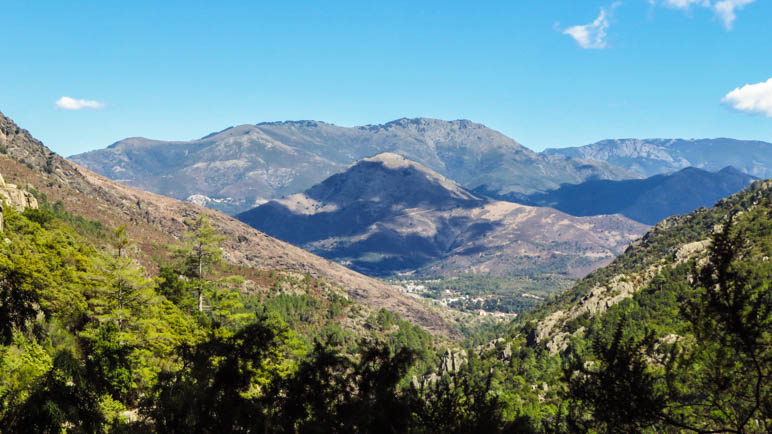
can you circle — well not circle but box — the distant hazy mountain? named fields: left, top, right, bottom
left=237, top=153, right=648, bottom=277
left=519, top=166, right=755, bottom=225
left=70, top=118, right=637, bottom=214
left=543, top=138, right=772, bottom=178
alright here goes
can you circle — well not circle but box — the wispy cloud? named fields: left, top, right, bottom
left=55, top=96, right=106, bottom=110
left=652, top=0, right=756, bottom=30
left=659, top=0, right=710, bottom=9
left=714, top=0, right=755, bottom=29
left=560, top=3, right=621, bottom=50
left=722, top=77, right=772, bottom=117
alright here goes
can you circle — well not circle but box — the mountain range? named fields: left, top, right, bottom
left=543, top=137, right=772, bottom=178
left=0, top=110, right=456, bottom=337
left=516, top=166, right=755, bottom=225
left=70, top=118, right=636, bottom=214
left=67, top=116, right=772, bottom=282
left=237, top=153, right=648, bottom=278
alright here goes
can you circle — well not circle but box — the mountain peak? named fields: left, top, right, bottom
left=718, top=165, right=747, bottom=176
left=316, top=153, right=483, bottom=207
left=256, top=120, right=332, bottom=128
left=363, top=152, right=426, bottom=170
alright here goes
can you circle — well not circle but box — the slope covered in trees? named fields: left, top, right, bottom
left=0, top=200, right=451, bottom=432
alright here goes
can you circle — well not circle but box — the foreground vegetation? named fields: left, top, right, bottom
left=1, top=182, right=770, bottom=432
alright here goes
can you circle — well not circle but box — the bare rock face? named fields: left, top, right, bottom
left=0, top=171, right=39, bottom=232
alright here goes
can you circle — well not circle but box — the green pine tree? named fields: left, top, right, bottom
left=178, top=215, right=225, bottom=312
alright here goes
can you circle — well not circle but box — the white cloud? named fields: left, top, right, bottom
left=714, top=0, right=755, bottom=29
left=561, top=3, right=621, bottom=49
left=722, top=77, right=772, bottom=117
left=55, top=96, right=106, bottom=110
left=660, top=0, right=710, bottom=9
left=652, top=0, right=756, bottom=30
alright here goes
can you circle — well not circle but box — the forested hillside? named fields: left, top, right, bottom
left=517, top=180, right=772, bottom=431
left=0, top=198, right=450, bottom=432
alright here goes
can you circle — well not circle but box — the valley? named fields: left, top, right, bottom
left=67, top=117, right=770, bottom=321
left=4, top=2, right=772, bottom=430
left=2, top=108, right=770, bottom=431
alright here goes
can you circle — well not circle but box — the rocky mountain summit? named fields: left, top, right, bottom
left=544, top=137, right=772, bottom=178
left=238, top=153, right=648, bottom=277
left=70, top=118, right=637, bottom=214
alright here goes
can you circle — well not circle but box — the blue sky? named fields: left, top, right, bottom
left=1, top=1, right=770, bottom=155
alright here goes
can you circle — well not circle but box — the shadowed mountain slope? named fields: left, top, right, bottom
left=516, top=166, right=755, bottom=225
left=238, top=153, right=648, bottom=278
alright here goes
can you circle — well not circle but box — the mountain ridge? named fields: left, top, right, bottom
left=70, top=117, right=638, bottom=214
left=514, top=165, right=756, bottom=224
left=544, top=137, right=772, bottom=178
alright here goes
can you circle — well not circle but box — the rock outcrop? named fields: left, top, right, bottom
left=0, top=171, right=39, bottom=231
left=531, top=180, right=772, bottom=355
